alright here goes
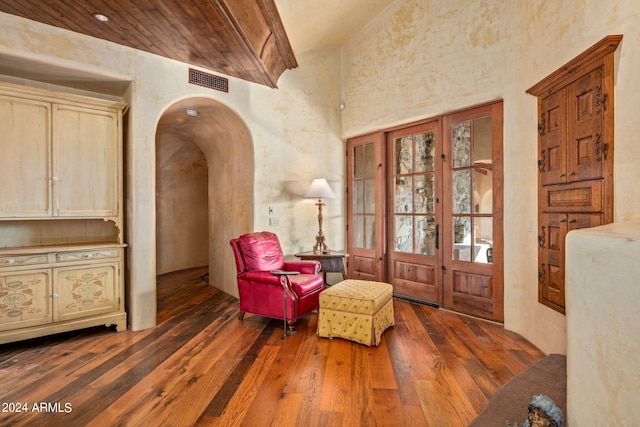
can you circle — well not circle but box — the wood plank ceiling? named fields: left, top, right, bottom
left=0, top=0, right=298, bottom=88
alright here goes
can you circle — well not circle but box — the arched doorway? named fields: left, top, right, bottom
left=155, top=97, right=253, bottom=298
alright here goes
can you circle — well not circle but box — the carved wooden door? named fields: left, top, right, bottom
left=528, top=36, right=619, bottom=314
left=346, top=132, right=386, bottom=282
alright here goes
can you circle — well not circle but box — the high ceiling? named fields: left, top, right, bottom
left=276, top=0, right=394, bottom=53
left=0, top=0, right=394, bottom=94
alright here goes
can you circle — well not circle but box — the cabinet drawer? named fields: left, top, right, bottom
left=0, top=254, right=49, bottom=267
left=541, top=180, right=602, bottom=213
left=56, top=249, right=120, bottom=263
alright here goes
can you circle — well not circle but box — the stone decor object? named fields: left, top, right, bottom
left=506, top=394, right=564, bottom=427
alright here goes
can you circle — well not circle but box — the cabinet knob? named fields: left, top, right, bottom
left=52, top=176, right=58, bottom=182
left=559, top=173, right=564, bottom=178
left=568, top=219, right=576, bottom=223
left=559, top=219, right=566, bottom=223
left=568, top=171, right=574, bottom=176
left=53, top=293, right=59, bottom=298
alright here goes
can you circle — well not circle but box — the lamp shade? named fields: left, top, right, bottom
left=305, top=178, right=336, bottom=199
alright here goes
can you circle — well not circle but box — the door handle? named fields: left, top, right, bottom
left=435, top=224, right=439, bottom=249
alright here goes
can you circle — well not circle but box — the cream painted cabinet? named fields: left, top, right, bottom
left=0, top=247, right=125, bottom=343
left=54, top=104, right=120, bottom=217
left=0, top=268, right=52, bottom=332
left=0, top=81, right=127, bottom=343
left=0, top=83, right=123, bottom=219
left=0, top=95, right=52, bottom=217
left=55, top=257, right=121, bottom=322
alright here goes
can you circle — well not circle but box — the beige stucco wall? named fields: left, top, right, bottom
left=341, top=0, right=640, bottom=355
left=566, top=220, right=640, bottom=425
left=0, top=12, right=344, bottom=330
left=155, top=138, right=208, bottom=275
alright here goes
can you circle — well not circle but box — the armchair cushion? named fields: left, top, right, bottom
left=288, top=274, right=324, bottom=296
left=238, top=270, right=322, bottom=296
left=237, top=231, right=284, bottom=271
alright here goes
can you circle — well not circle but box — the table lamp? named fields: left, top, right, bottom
left=305, top=178, right=335, bottom=253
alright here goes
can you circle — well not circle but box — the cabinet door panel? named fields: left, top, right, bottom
left=539, top=213, right=567, bottom=313
left=542, top=180, right=602, bottom=213
left=54, top=105, right=119, bottom=217
left=539, top=212, right=602, bottom=313
left=539, top=90, right=567, bottom=186
left=567, top=67, right=604, bottom=181
left=0, top=269, right=52, bottom=331
left=0, top=97, right=51, bottom=217
left=54, top=262, right=119, bottom=322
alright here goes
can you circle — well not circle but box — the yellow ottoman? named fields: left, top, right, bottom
left=317, top=279, right=394, bottom=346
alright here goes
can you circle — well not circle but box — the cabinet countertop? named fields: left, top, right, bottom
left=0, top=242, right=127, bottom=256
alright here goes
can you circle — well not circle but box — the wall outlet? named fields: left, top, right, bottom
left=269, top=217, right=280, bottom=227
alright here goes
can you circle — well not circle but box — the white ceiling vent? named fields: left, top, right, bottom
left=189, top=68, right=229, bottom=93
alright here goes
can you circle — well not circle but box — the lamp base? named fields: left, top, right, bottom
left=313, top=233, right=329, bottom=254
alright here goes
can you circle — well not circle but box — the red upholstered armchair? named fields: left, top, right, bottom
left=230, top=231, right=324, bottom=332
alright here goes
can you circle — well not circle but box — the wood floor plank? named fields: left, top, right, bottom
left=369, top=338, right=398, bottom=390
left=372, top=388, right=407, bottom=426
left=0, top=267, right=549, bottom=427
left=319, top=339, right=353, bottom=413
left=93, top=310, right=265, bottom=426
left=208, top=344, right=280, bottom=426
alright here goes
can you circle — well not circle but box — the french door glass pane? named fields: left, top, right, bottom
left=414, top=174, right=434, bottom=214
left=415, top=215, right=436, bottom=256
left=395, top=176, right=412, bottom=213
left=354, top=215, right=363, bottom=248
left=365, top=179, right=376, bottom=213
left=452, top=121, right=471, bottom=167
left=474, top=169, right=493, bottom=214
left=415, top=132, right=435, bottom=172
left=354, top=145, right=364, bottom=178
left=473, top=116, right=493, bottom=164
left=395, top=215, right=413, bottom=253
left=474, top=216, right=493, bottom=263
left=395, top=136, right=413, bottom=174
left=364, top=142, right=375, bottom=176
left=365, top=216, right=376, bottom=249
left=453, top=216, right=472, bottom=261
left=453, top=169, right=471, bottom=214
left=355, top=180, right=364, bottom=213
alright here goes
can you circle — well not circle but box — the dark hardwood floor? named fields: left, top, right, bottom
left=0, top=267, right=544, bottom=426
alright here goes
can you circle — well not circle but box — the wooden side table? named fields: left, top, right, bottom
left=295, top=250, right=348, bottom=285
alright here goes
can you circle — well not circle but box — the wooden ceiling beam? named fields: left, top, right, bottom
left=0, top=0, right=297, bottom=88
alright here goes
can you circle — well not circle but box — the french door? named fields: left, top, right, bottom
left=346, top=132, right=386, bottom=282
left=387, top=120, right=442, bottom=304
left=441, top=102, right=503, bottom=321
left=347, top=102, right=503, bottom=321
